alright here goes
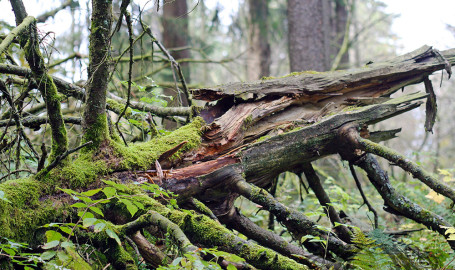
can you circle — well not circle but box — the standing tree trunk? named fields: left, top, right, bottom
left=82, top=0, right=113, bottom=148
left=162, top=0, right=190, bottom=107
left=287, top=0, right=331, bottom=72
left=247, top=0, right=271, bottom=80
left=333, top=0, right=350, bottom=69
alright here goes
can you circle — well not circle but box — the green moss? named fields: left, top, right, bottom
left=81, top=113, right=109, bottom=150
left=261, top=71, right=322, bottom=80
left=114, top=117, right=204, bottom=170
left=56, top=154, right=108, bottom=188
left=0, top=178, right=68, bottom=243
left=106, top=98, right=132, bottom=116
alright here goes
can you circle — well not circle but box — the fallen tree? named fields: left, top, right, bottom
left=1, top=0, right=455, bottom=269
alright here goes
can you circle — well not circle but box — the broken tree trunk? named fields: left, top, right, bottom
left=136, top=45, right=455, bottom=257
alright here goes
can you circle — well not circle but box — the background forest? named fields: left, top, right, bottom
left=1, top=0, right=455, bottom=269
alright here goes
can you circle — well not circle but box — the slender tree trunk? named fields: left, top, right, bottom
left=334, top=0, right=349, bottom=68
left=162, top=0, right=190, bottom=102
left=287, top=0, right=331, bottom=72
left=82, top=0, right=113, bottom=147
left=161, top=0, right=190, bottom=129
left=247, top=0, right=271, bottom=80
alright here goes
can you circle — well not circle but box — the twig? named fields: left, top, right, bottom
left=349, top=162, right=378, bottom=229
left=36, top=0, right=75, bottom=23
left=0, top=169, right=33, bottom=181
left=0, top=79, right=39, bottom=159
left=302, top=163, right=352, bottom=243
left=48, top=52, right=85, bottom=69
left=115, top=11, right=134, bottom=146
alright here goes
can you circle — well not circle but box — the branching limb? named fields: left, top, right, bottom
left=220, top=207, right=336, bottom=269
left=349, top=163, right=378, bottom=229
left=139, top=18, right=192, bottom=108
left=233, top=178, right=355, bottom=259
left=338, top=124, right=455, bottom=250
left=0, top=79, right=39, bottom=159
left=301, top=163, right=352, bottom=243
left=37, top=141, right=93, bottom=177
left=9, top=2, right=68, bottom=161
left=0, top=116, right=81, bottom=128
left=356, top=132, right=455, bottom=202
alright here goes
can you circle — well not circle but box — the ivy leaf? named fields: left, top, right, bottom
left=94, top=222, right=106, bottom=233
left=2, top=247, right=16, bottom=256
left=78, top=211, right=94, bottom=219
left=41, top=250, right=56, bottom=260
left=132, top=200, right=144, bottom=210
left=57, top=250, right=70, bottom=263
left=59, top=226, right=74, bottom=236
left=60, top=241, right=75, bottom=248
left=102, top=180, right=126, bottom=191
left=105, top=229, right=121, bottom=245
left=42, top=240, right=60, bottom=249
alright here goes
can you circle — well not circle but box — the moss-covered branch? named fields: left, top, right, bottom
left=0, top=16, right=33, bottom=56
left=118, top=210, right=197, bottom=254
left=9, top=2, right=68, bottom=162
left=356, top=133, right=455, bottom=202
left=338, top=124, right=455, bottom=250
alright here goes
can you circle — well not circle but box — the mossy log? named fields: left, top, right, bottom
left=1, top=46, right=455, bottom=269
